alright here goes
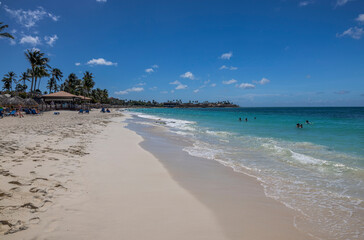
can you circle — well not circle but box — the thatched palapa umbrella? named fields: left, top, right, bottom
left=23, top=98, right=39, bottom=108
left=1, top=96, right=25, bottom=107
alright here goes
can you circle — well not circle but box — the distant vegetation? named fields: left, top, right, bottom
left=1, top=48, right=110, bottom=104
left=109, top=98, right=238, bottom=108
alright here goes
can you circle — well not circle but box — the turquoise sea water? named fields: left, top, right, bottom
left=128, top=107, right=364, bottom=240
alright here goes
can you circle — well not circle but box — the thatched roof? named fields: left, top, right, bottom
left=78, top=95, right=92, bottom=101
left=42, top=91, right=78, bottom=98
left=23, top=98, right=39, bottom=107
left=1, top=96, right=25, bottom=107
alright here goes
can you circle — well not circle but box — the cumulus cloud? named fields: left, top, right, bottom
left=222, top=79, right=237, bottom=85
left=336, top=27, right=364, bottom=39
left=211, top=83, right=216, bottom=87
left=356, top=14, right=364, bottom=23
left=75, top=62, right=81, bottom=66
left=193, top=89, right=200, bottom=93
left=220, top=52, right=232, bottom=60
left=87, top=58, right=117, bottom=66
left=253, top=77, right=270, bottom=85
left=180, top=71, right=195, bottom=80
left=4, top=6, right=59, bottom=28
left=20, top=35, right=40, bottom=45
left=145, top=64, right=159, bottom=73
left=44, top=34, right=58, bottom=46
left=238, top=83, right=255, bottom=89
left=219, top=65, right=238, bottom=70
left=96, top=0, right=107, bottom=2
left=115, top=87, right=144, bottom=95
left=170, top=80, right=187, bottom=90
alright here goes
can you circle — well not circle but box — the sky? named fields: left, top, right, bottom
left=0, top=0, right=363, bottom=107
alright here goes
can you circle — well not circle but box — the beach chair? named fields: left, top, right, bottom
left=7, top=110, right=17, bottom=117
left=101, top=108, right=106, bottom=113
left=31, top=109, right=40, bottom=115
left=79, top=109, right=84, bottom=114
left=54, top=112, right=60, bottom=115
left=0, top=111, right=3, bottom=118
left=85, top=109, right=90, bottom=114
left=24, top=108, right=31, bottom=114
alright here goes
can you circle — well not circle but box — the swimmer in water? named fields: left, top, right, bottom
left=239, top=117, right=242, bottom=121
left=306, top=120, right=310, bottom=124
left=297, top=123, right=300, bottom=128
left=245, top=118, right=248, bottom=122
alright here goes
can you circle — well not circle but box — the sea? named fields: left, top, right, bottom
left=127, top=107, right=364, bottom=240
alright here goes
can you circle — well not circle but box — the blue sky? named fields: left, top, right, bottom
left=0, top=0, right=363, bottom=106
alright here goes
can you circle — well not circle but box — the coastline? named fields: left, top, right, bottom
left=2, top=112, right=314, bottom=239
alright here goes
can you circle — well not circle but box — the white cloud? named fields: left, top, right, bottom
left=253, top=77, right=270, bottom=85
left=115, top=87, right=144, bottom=95
left=170, top=80, right=187, bottom=90
left=336, top=0, right=351, bottom=6
left=238, top=83, right=255, bottom=89
left=87, top=58, right=117, bottom=66
left=180, top=71, right=195, bottom=80
left=44, top=34, right=58, bottom=46
left=336, top=27, right=364, bottom=39
left=222, top=79, right=237, bottom=85
left=219, top=65, right=238, bottom=70
left=176, top=84, right=187, bottom=90
left=145, top=68, right=154, bottom=73
left=220, top=51, right=232, bottom=60
left=20, top=35, right=40, bottom=45
left=96, top=0, right=107, bottom=2
left=136, top=82, right=146, bottom=86
left=160, top=91, right=168, bottom=94
left=356, top=14, right=364, bottom=23
left=149, top=86, right=158, bottom=90
left=75, top=62, right=81, bottom=66
left=193, top=89, right=200, bottom=93
left=151, top=64, right=159, bottom=69
left=4, top=6, right=59, bottom=28
left=211, top=83, right=216, bottom=87
left=299, top=1, right=313, bottom=7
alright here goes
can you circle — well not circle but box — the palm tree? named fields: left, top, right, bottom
left=47, top=68, right=63, bottom=93
left=19, top=71, right=31, bottom=92
left=1, top=71, right=16, bottom=91
left=24, top=49, right=50, bottom=92
left=61, top=73, right=81, bottom=95
left=0, top=22, right=14, bottom=40
left=82, top=71, right=95, bottom=96
left=35, top=66, right=50, bottom=91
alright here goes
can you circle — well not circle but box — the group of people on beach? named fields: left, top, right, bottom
left=0, top=105, right=27, bottom=118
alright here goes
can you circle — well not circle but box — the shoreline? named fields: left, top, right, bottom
left=2, top=112, right=315, bottom=239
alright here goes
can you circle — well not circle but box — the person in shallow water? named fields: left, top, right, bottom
left=306, top=120, right=311, bottom=124
left=245, top=118, right=248, bottom=122
left=239, top=117, right=242, bottom=121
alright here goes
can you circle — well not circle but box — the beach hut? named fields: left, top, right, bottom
left=23, top=98, right=39, bottom=108
left=1, top=96, right=25, bottom=108
left=42, top=91, right=80, bottom=103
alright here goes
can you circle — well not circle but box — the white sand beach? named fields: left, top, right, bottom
left=1, top=111, right=314, bottom=240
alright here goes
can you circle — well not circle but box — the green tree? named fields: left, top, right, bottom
left=0, top=22, right=14, bottom=40
left=24, top=49, right=50, bottom=92
left=35, top=66, right=49, bottom=91
left=1, top=71, right=16, bottom=91
left=47, top=68, right=63, bottom=93
left=82, top=71, right=95, bottom=96
left=61, top=73, right=81, bottom=95
left=19, top=71, right=31, bottom=92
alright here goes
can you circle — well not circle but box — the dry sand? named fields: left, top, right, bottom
left=1, top=111, right=314, bottom=240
